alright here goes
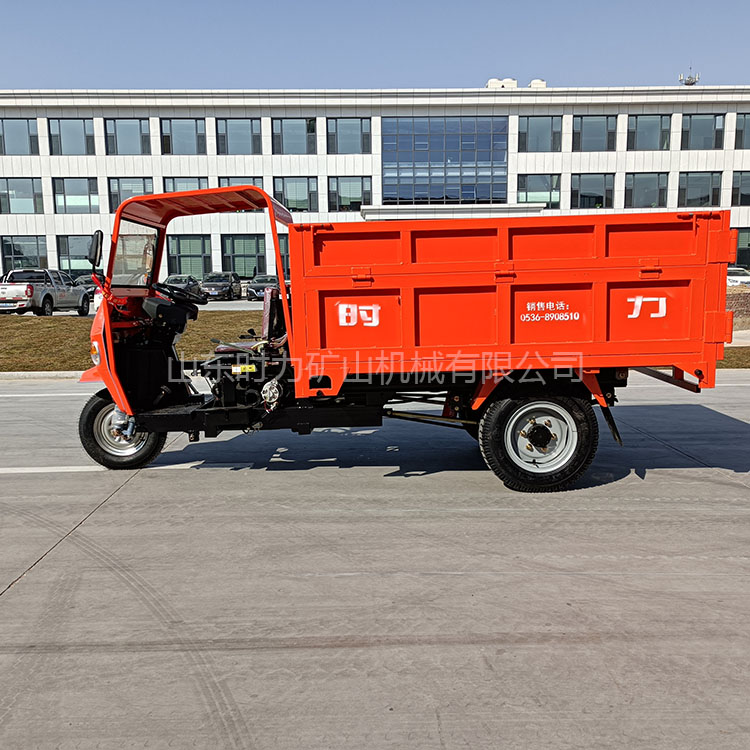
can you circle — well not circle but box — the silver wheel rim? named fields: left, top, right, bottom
left=93, top=404, right=149, bottom=457
left=503, top=401, right=578, bottom=474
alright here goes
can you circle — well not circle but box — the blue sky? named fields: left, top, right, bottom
left=0, top=0, right=746, bottom=89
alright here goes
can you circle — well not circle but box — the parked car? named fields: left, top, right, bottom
left=201, top=272, right=242, bottom=300
left=0, top=268, right=90, bottom=316
left=246, top=274, right=291, bottom=300
left=727, top=267, right=750, bottom=287
left=74, top=271, right=104, bottom=301
left=164, top=274, right=203, bottom=297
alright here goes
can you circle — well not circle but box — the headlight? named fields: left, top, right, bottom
left=90, top=341, right=101, bottom=366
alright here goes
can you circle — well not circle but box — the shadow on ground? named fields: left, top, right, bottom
left=149, top=404, right=750, bottom=489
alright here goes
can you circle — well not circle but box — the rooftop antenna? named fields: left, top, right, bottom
left=679, top=67, right=700, bottom=86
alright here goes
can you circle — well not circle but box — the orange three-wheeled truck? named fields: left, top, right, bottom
left=78, top=186, right=735, bottom=492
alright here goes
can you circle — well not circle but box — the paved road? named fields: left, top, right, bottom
left=1, top=372, right=749, bottom=749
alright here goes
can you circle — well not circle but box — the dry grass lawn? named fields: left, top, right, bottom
left=0, top=311, right=262, bottom=371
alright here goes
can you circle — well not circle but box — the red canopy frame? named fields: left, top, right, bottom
left=107, top=184, right=295, bottom=344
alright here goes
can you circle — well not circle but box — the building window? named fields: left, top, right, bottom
left=517, top=174, right=560, bottom=209
left=624, top=173, right=668, bottom=208
left=278, top=234, right=290, bottom=276
left=273, top=177, right=318, bottom=212
left=167, top=235, right=212, bottom=276
left=57, top=236, right=97, bottom=277
left=49, top=118, right=95, bottom=155
left=518, top=116, right=561, bottom=152
left=105, top=119, right=150, bottom=155
left=572, top=116, right=616, bottom=151
left=681, top=114, right=724, bottom=150
left=160, top=119, right=206, bottom=155
left=678, top=172, right=722, bottom=206
left=0, top=178, right=43, bottom=214
left=735, top=114, right=750, bottom=149
left=737, top=229, right=750, bottom=268
left=218, top=177, right=263, bottom=189
left=382, top=116, right=508, bottom=205
left=327, top=118, right=371, bottom=154
left=108, top=178, right=154, bottom=212
left=1, top=236, right=47, bottom=274
left=272, top=118, right=316, bottom=154
left=163, top=177, right=208, bottom=193
left=52, top=178, right=99, bottom=214
left=627, top=115, right=671, bottom=151
left=328, top=177, right=372, bottom=212
left=0, top=119, right=39, bottom=155
left=732, top=172, right=750, bottom=206
left=221, top=235, right=266, bottom=278
left=216, top=119, right=261, bottom=154
left=570, top=174, right=614, bottom=208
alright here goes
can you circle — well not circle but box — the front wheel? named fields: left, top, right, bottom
left=79, top=390, right=166, bottom=470
left=478, top=395, right=598, bottom=493
left=77, top=295, right=90, bottom=316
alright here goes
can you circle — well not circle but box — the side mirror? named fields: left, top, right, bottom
left=88, top=230, right=103, bottom=267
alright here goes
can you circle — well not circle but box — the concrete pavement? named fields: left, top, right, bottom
left=730, top=328, right=750, bottom=346
left=0, top=372, right=749, bottom=748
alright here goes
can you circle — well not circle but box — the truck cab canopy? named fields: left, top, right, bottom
left=107, top=185, right=293, bottom=289
left=116, top=185, right=294, bottom=229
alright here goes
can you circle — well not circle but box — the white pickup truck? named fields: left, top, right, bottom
left=0, top=268, right=90, bottom=316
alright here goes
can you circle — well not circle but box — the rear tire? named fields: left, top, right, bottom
left=478, top=395, right=598, bottom=493
left=79, top=390, right=166, bottom=470
left=34, top=296, right=53, bottom=316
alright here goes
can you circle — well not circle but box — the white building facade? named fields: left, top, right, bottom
left=2, top=81, right=750, bottom=279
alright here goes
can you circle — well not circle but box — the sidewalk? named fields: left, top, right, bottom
left=729, top=329, right=750, bottom=347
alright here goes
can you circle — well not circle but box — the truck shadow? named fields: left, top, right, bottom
left=153, top=404, right=750, bottom=486
left=581, top=403, right=750, bottom=488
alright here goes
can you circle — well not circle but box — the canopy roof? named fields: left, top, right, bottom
left=117, top=185, right=293, bottom=228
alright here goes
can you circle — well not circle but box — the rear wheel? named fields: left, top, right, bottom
left=34, top=296, right=53, bottom=316
left=478, top=395, right=598, bottom=493
left=79, top=390, right=166, bottom=470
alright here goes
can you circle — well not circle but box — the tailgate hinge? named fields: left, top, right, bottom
left=351, top=266, right=373, bottom=287
left=494, top=261, right=516, bottom=283
left=639, top=257, right=662, bottom=279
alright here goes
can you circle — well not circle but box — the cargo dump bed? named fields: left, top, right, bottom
left=287, top=211, right=735, bottom=398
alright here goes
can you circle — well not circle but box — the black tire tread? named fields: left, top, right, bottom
left=79, top=389, right=166, bottom=470
left=478, top=396, right=599, bottom=493
left=77, top=296, right=90, bottom=316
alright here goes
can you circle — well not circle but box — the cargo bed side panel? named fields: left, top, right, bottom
left=288, top=212, right=733, bottom=397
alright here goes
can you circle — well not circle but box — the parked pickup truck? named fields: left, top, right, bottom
left=0, top=268, right=90, bottom=316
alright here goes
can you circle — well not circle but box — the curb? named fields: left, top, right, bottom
left=0, top=371, right=84, bottom=380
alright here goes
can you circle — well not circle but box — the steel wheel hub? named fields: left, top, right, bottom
left=503, top=402, right=578, bottom=474
left=93, top=404, right=149, bottom=457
